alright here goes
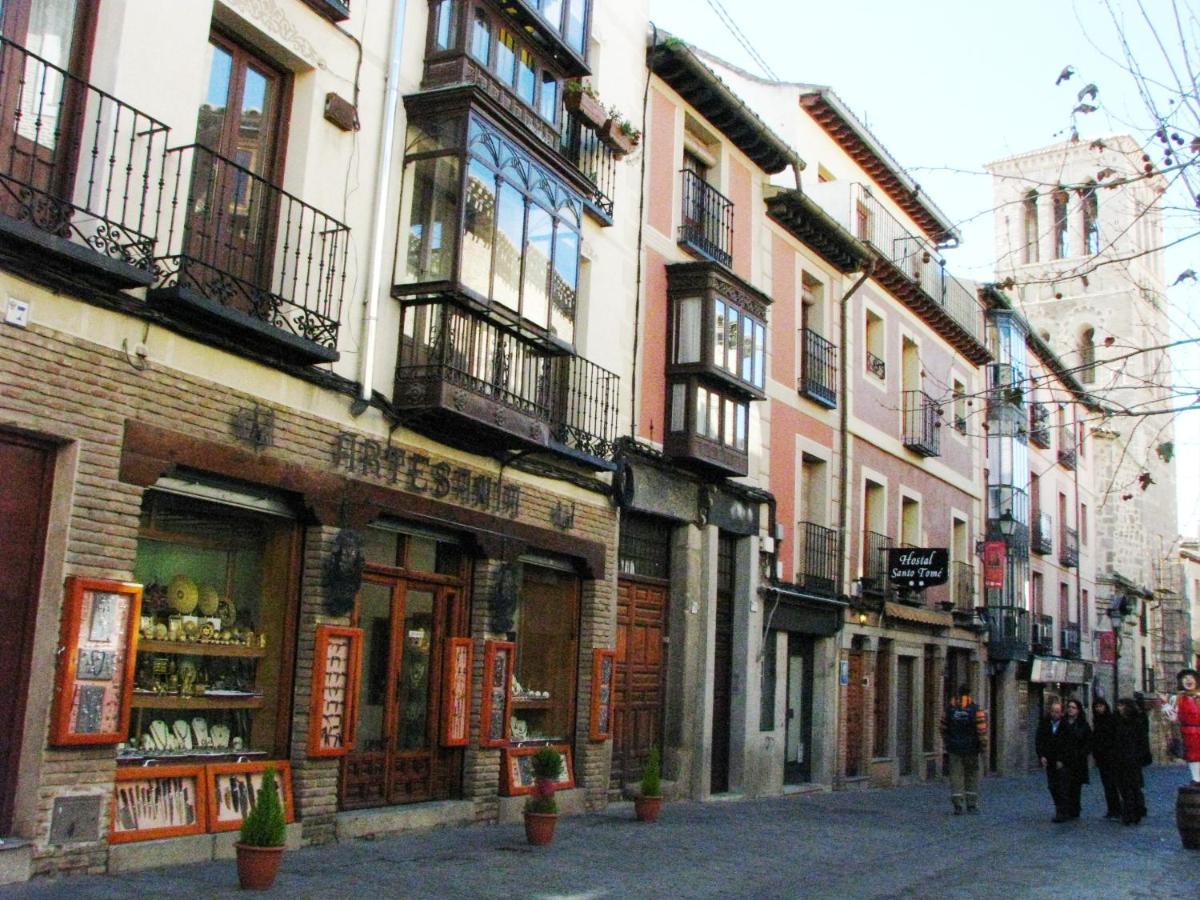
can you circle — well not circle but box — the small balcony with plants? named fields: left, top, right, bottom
left=0, top=35, right=169, bottom=289
left=902, top=389, right=941, bottom=458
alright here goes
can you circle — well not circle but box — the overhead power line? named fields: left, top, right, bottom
left=702, top=0, right=779, bottom=82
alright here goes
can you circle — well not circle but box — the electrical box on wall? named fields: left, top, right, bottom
left=5, top=297, right=29, bottom=328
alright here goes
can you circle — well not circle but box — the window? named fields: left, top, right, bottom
left=432, top=0, right=456, bottom=51
left=496, top=28, right=517, bottom=84
left=900, top=496, right=920, bottom=548
left=1052, top=187, right=1069, bottom=259
left=865, top=309, right=884, bottom=379
left=1032, top=571, right=1044, bottom=615
left=539, top=70, right=559, bottom=122
left=1080, top=503, right=1088, bottom=546
left=1022, top=190, right=1039, bottom=263
left=1079, top=327, right=1095, bottom=383
left=855, top=201, right=872, bottom=241
left=1082, top=182, right=1099, bottom=255
left=470, top=8, right=492, bottom=63
left=952, top=379, right=967, bottom=433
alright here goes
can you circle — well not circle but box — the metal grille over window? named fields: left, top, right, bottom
left=618, top=514, right=671, bottom=580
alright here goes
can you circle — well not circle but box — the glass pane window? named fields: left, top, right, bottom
left=496, top=28, right=517, bottom=85
left=462, top=158, right=496, bottom=296
left=670, top=382, right=686, bottom=432
left=494, top=181, right=525, bottom=312
left=753, top=321, right=765, bottom=389
left=713, top=299, right=726, bottom=372
left=517, top=49, right=536, bottom=105
left=433, top=0, right=456, bottom=50
left=541, top=0, right=564, bottom=32
left=695, top=385, right=710, bottom=438
left=675, top=296, right=701, bottom=363
left=404, top=155, right=460, bottom=283
left=470, top=9, right=491, bottom=64
left=564, top=0, right=586, bottom=53
left=539, top=72, right=559, bottom=123
left=523, top=204, right=553, bottom=330
left=723, top=398, right=735, bottom=446
left=725, top=306, right=740, bottom=375
left=735, top=402, right=747, bottom=451
left=550, top=223, right=578, bottom=343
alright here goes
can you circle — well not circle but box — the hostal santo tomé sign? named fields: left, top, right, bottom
left=886, top=548, right=949, bottom=590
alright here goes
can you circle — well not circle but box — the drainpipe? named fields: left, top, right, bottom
left=832, top=258, right=874, bottom=789
left=358, top=0, right=410, bottom=403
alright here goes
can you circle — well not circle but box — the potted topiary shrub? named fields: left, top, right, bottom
left=634, top=746, right=663, bottom=823
left=236, top=767, right=287, bottom=890
left=524, top=747, right=564, bottom=845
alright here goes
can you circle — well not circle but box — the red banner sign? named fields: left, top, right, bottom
left=982, top=540, right=1007, bottom=589
left=1097, top=631, right=1116, bottom=665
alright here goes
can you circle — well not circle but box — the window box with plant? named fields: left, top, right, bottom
left=564, top=81, right=607, bottom=129
left=600, top=108, right=641, bottom=156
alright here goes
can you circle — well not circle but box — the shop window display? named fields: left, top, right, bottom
left=509, top=565, right=579, bottom=743
left=124, top=490, right=297, bottom=761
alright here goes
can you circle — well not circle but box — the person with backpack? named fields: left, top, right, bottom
left=941, top=684, right=988, bottom=814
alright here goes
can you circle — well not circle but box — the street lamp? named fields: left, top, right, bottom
left=1107, top=597, right=1129, bottom=698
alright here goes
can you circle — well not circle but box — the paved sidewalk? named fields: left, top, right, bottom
left=4, top=765, right=1196, bottom=899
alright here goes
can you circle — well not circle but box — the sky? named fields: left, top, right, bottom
left=648, top=0, right=1200, bottom=538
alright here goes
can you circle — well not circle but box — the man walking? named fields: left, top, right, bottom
left=1036, top=700, right=1072, bottom=822
left=941, top=684, right=988, bottom=814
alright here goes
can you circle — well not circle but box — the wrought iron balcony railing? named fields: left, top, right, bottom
left=799, top=328, right=837, bottom=408
left=866, top=349, right=885, bottom=380
left=559, top=110, right=617, bottom=222
left=1061, top=623, right=1081, bottom=658
left=861, top=530, right=893, bottom=598
left=679, top=168, right=733, bottom=268
left=1029, top=402, right=1051, bottom=448
left=952, top=560, right=975, bottom=612
left=850, top=186, right=984, bottom=344
left=984, top=605, right=1030, bottom=661
left=1032, top=613, right=1054, bottom=652
left=152, top=144, right=348, bottom=362
left=987, top=362, right=1026, bottom=407
left=1031, top=511, right=1053, bottom=555
left=902, top=389, right=941, bottom=457
left=1058, top=427, right=1077, bottom=469
left=1059, top=525, right=1079, bottom=568
left=796, top=521, right=839, bottom=596
left=0, top=36, right=169, bottom=286
left=394, top=299, right=619, bottom=462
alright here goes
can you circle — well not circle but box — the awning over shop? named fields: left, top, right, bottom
left=763, top=585, right=846, bottom=636
left=1030, top=656, right=1093, bottom=684
left=883, top=601, right=953, bottom=628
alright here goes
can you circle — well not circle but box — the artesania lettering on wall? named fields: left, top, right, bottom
left=331, top=432, right=521, bottom=517
left=886, top=548, right=949, bottom=589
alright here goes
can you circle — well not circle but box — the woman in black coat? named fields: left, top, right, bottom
left=1114, top=698, right=1147, bottom=824
left=1090, top=698, right=1121, bottom=819
left=1061, top=697, right=1091, bottom=818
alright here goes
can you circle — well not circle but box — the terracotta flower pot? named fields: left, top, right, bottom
left=524, top=810, right=558, bottom=846
left=634, top=795, right=663, bottom=823
left=236, top=843, right=284, bottom=891
left=599, top=118, right=636, bottom=156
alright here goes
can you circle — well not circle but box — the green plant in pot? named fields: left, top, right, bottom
left=236, top=767, right=287, bottom=890
left=524, top=747, right=564, bottom=845
left=634, top=746, right=663, bottom=823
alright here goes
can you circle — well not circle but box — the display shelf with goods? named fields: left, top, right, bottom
left=122, top=489, right=298, bottom=765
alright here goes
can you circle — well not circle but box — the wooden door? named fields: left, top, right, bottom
left=613, top=578, right=667, bottom=786
left=710, top=594, right=733, bottom=794
left=187, top=32, right=286, bottom=291
left=844, top=650, right=865, bottom=777
left=0, top=431, right=54, bottom=833
left=784, top=634, right=814, bottom=785
left=341, top=573, right=461, bottom=809
left=896, top=656, right=914, bottom=776
left=0, top=0, right=93, bottom=220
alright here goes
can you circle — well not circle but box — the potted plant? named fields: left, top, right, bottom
left=524, top=793, right=559, bottom=845
left=563, top=81, right=606, bottom=129
left=530, top=745, right=564, bottom=802
left=634, top=746, right=663, bottom=823
left=600, top=109, right=640, bottom=156
left=236, top=767, right=287, bottom=890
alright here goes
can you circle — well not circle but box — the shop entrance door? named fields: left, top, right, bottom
left=784, top=634, right=814, bottom=784
left=0, top=431, right=54, bottom=834
left=342, top=573, right=462, bottom=809
left=844, top=649, right=865, bottom=777
left=614, top=578, right=667, bottom=787
left=896, top=656, right=915, bottom=777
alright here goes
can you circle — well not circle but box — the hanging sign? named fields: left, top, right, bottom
left=886, top=548, right=949, bottom=589
left=982, top=541, right=1007, bottom=590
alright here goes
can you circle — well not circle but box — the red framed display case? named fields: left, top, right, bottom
left=441, top=636, right=473, bottom=747
left=110, top=764, right=207, bottom=843
left=51, top=577, right=143, bottom=746
left=204, top=760, right=295, bottom=833
left=589, top=648, right=616, bottom=741
left=307, top=625, right=363, bottom=758
left=503, top=744, right=575, bottom=796
left=479, top=640, right=514, bottom=748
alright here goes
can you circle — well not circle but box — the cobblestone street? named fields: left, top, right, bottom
left=4, top=765, right=1196, bottom=899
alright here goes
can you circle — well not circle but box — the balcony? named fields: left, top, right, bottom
left=150, top=145, right=347, bottom=364
left=0, top=36, right=169, bottom=288
left=1032, top=614, right=1054, bottom=653
left=861, top=530, right=893, bottom=598
left=866, top=350, right=885, bottom=380
left=987, top=484, right=1030, bottom=548
left=987, top=362, right=1025, bottom=407
left=1058, top=428, right=1077, bottom=469
left=798, top=328, right=837, bottom=408
left=1031, top=511, right=1053, bottom=555
left=952, top=561, right=975, bottom=613
left=393, top=299, right=618, bottom=466
left=902, top=390, right=941, bottom=458
left=795, top=521, right=839, bottom=597
left=1061, top=623, right=1081, bottom=659
left=560, top=111, right=617, bottom=222
left=1059, top=526, right=1079, bottom=568
left=679, top=169, right=733, bottom=268
left=984, top=605, right=1030, bottom=661
left=1029, top=402, right=1051, bottom=448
